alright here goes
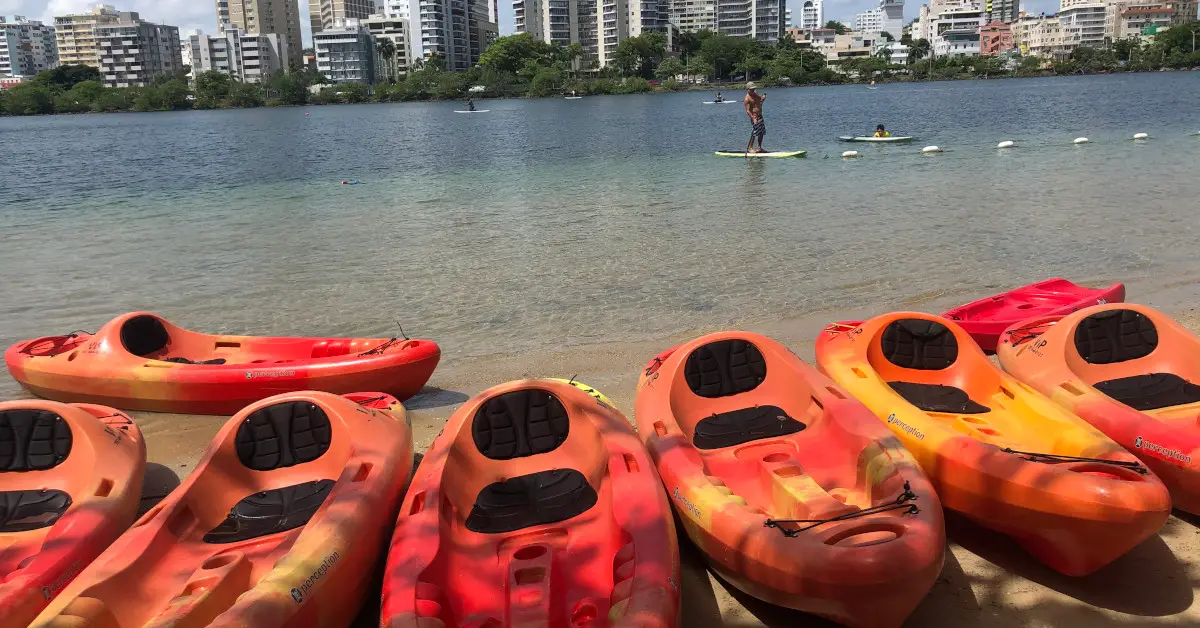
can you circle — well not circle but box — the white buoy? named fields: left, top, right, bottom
left=997, top=140, right=1015, bottom=149
left=1073, top=137, right=1089, bottom=144
left=842, top=150, right=860, bottom=158
left=1133, top=132, right=1148, bottom=140
left=921, top=145, right=942, bottom=154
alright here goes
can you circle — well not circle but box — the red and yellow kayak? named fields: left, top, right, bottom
left=381, top=379, right=680, bottom=628
left=816, top=313, right=1171, bottom=576
left=998, top=303, right=1200, bottom=513
left=6, top=312, right=440, bottom=414
left=0, top=400, right=145, bottom=627
left=635, top=332, right=944, bottom=628
left=31, top=391, right=413, bottom=628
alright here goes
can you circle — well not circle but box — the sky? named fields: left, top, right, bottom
left=2, top=0, right=1063, bottom=44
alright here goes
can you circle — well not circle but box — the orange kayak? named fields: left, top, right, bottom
left=816, top=313, right=1172, bottom=576
left=0, top=400, right=145, bottom=627
left=998, top=303, right=1200, bottom=513
left=380, top=379, right=680, bottom=628
left=31, top=391, right=414, bottom=628
left=6, top=312, right=440, bottom=415
left=635, top=332, right=945, bottom=628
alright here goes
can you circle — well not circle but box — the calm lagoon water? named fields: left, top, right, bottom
left=2, top=71, right=1200, bottom=397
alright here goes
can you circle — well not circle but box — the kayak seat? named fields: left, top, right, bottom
left=888, top=382, right=990, bottom=414
left=235, top=401, right=333, bottom=471
left=121, top=314, right=171, bottom=357
left=685, top=339, right=767, bottom=398
left=692, top=405, right=805, bottom=450
left=0, top=488, right=72, bottom=533
left=473, top=389, right=569, bottom=461
left=311, top=340, right=352, bottom=359
left=465, top=469, right=597, bottom=534
left=204, top=479, right=335, bottom=543
left=1094, top=373, right=1200, bottom=411
left=1075, top=310, right=1158, bottom=364
left=163, top=357, right=228, bottom=365
left=0, top=408, right=73, bottom=471
left=882, top=320, right=958, bottom=370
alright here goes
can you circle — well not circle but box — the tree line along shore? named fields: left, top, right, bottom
left=3, top=27, right=1199, bottom=117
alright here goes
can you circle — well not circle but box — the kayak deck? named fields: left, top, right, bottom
left=839, top=136, right=915, bottom=143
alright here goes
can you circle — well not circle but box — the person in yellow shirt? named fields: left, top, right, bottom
left=874, top=124, right=891, bottom=138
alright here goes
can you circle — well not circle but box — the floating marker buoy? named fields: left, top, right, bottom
left=997, top=140, right=1015, bottom=149
left=921, top=146, right=941, bottom=154
left=1073, top=137, right=1089, bottom=144
left=1133, top=132, right=1148, bottom=140
left=842, top=150, right=860, bottom=158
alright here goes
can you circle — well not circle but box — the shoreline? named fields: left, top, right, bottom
left=4, top=68, right=1198, bottom=119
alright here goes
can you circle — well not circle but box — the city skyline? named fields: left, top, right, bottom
left=2, top=0, right=1075, bottom=44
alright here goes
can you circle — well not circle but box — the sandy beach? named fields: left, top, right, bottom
left=99, top=277, right=1200, bottom=628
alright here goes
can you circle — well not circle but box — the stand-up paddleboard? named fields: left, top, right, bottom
left=715, top=150, right=807, bottom=158
left=839, top=135, right=914, bottom=143
left=454, top=109, right=490, bottom=113
left=703, top=100, right=739, bottom=104
left=565, top=96, right=583, bottom=100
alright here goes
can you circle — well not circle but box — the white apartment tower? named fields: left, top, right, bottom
left=95, top=12, right=183, bottom=87
left=517, top=0, right=667, bottom=68
left=421, top=0, right=496, bottom=71
left=364, top=14, right=412, bottom=77
left=800, top=0, right=823, bottom=28
left=0, top=16, right=59, bottom=77
left=187, top=29, right=286, bottom=83
left=855, top=0, right=903, bottom=38
left=715, top=0, right=785, bottom=41
left=216, top=0, right=303, bottom=69
left=311, top=0, right=379, bottom=34
left=314, top=17, right=377, bottom=82
left=54, top=5, right=122, bottom=68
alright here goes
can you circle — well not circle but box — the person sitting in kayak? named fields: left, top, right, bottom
left=467, top=98, right=476, bottom=112
left=744, top=83, right=766, bottom=153
left=874, top=125, right=890, bottom=138
left=715, top=91, right=724, bottom=103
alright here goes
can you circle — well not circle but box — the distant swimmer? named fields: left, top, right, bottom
left=744, top=82, right=767, bottom=154
left=874, top=124, right=891, bottom=138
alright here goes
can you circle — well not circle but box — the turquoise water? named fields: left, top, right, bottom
left=2, top=72, right=1199, bottom=396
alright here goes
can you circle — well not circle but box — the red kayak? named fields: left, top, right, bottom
left=6, top=312, right=440, bottom=415
left=380, top=379, right=680, bottom=628
left=942, top=278, right=1124, bottom=352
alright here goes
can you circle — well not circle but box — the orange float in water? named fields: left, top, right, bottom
left=635, top=332, right=945, bottom=628
left=380, top=379, right=680, bottom=628
left=816, top=313, right=1172, bottom=576
left=30, top=391, right=414, bottom=628
left=998, top=303, right=1200, bottom=514
left=0, top=400, right=145, bottom=627
left=6, top=312, right=440, bottom=415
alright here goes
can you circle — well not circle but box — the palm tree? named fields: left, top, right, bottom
left=567, top=42, right=584, bottom=77
left=376, top=38, right=396, bottom=83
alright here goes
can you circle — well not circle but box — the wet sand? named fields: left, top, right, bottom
left=95, top=278, right=1200, bottom=626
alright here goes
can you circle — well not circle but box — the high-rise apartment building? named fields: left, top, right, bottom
left=314, top=17, right=377, bottom=82
left=216, top=0, right=303, bottom=69
left=421, top=0, right=496, bottom=70
left=984, top=0, right=1019, bottom=22
left=310, top=0, right=378, bottom=34
left=669, top=0, right=783, bottom=41
left=95, top=12, right=182, bottom=87
left=364, top=14, right=412, bottom=77
left=800, top=0, right=823, bottom=28
left=854, top=0, right=903, bottom=38
left=187, top=28, right=286, bottom=83
left=0, top=16, right=59, bottom=77
left=517, top=0, right=667, bottom=68
left=54, top=4, right=122, bottom=68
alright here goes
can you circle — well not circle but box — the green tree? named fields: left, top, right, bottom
left=824, top=20, right=849, bottom=35
left=269, top=72, right=311, bottom=105
left=698, top=33, right=752, bottom=80
left=566, top=42, right=584, bottom=76
left=376, top=38, right=396, bottom=83
left=478, top=33, right=558, bottom=74
left=226, top=81, right=264, bottom=107
left=195, top=71, right=233, bottom=108
left=528, top=67, right=564, bottom=96
left=92, top=88, right=134, bottom=112
left=433, top=72, right=465, bottom=99
left=54, top=80, right=105, bottom=113
left=30, top=64, right=102, bottom=91
left=612, top=32, right=667, bottom=78
left=4, top=84, right=54, bottom=115
left=654, top=57, right=686, bottom=81
left=908, top=38, right=932, bottom=64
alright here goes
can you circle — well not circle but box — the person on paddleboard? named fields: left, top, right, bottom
left=874, top=124, right=890, bottom=138
left=715, top=91, right=724, bottom=103
left=467, top=98, right=476, bottom=112
left=744, top=82, right=766, bottom=153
